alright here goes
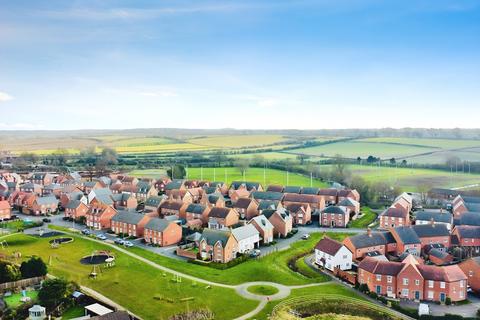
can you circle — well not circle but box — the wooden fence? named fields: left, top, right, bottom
left=0, top=276, right=44, bottom=291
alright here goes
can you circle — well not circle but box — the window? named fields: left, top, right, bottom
left=460, top=280, right=465, bottom=288
left=376, top=275, right=382, bottom=281
left=415, top=279, right=420, bottom=286
left=428, top=291, right=434, bottom=299
left=402, top=289, right=409, bottom=297
left=387, top=276, right=392, bottom=283
left=440, top=282, right=445, bottom=289
left=403, top=278, right=409, bottom=285
left=428, top=280, right=434, bottom=288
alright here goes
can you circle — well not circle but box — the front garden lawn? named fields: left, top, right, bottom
left=349, top=207, right=377, bottom=228
left=0, top=233, right=258, bottom=320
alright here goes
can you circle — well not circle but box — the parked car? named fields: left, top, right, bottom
left=301, top=234, right=310, bottom=240
left=250, top=249, right=261, bottom=258
left=96, top=234, right=107, bottom=241
left=123, top=241, right=134, bottom=247
left=42, top=218, right=51, bottom=223
left=81, top=229, right=91, bottom=235
left=114, top=238, right=125, bottom=245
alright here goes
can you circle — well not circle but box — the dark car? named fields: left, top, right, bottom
left=42, top=218, right=51, bottom=223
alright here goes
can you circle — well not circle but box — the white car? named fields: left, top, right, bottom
left=123, top=241, right=134, bottom=247
left=96, top=234, right=107, bottom=241
left=302, top=234, right=310, bottom=240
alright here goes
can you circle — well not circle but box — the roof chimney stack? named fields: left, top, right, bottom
left=367, top=228, right=372, bottom=237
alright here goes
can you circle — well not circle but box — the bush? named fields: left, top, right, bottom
left=189, top=254, right=249, bottom=270
left=445, top=297, right=452, bottom=305
left=20, top=256, right=48, bottom=278
left=358, top=283, right=370, bottom=293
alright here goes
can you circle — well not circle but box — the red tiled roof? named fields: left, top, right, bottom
left=315, top=236, right=343, bottom=256
left=380, top=207, right=408, bottom=218
left=234, top=198, right=252, bottom=209
left=359, top=257, right=404, bottom=275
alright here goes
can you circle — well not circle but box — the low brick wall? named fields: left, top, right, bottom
left=176, top=248, right=198, bottom=260
left=333, top=267, right=357, bottom=285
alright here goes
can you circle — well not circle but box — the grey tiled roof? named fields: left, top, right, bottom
left=416, top=211, right=452, bottom=224
left=231, top=224, right=259, bottom=241
left=412, top=224, right=450, bottom=238
left=111, top=211, right=146, bottom=225
left=251, top=191, right=283, bottom=201
left=145, top=218, right=172, bottom=232
left=394, top=226, right=421, bottom=244
left=348, top=233, right=387, bottom=249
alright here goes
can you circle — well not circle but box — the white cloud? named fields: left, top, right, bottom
left=138, top=90, right=177, bottom=98
left=0, top=91, right=13, bottom=102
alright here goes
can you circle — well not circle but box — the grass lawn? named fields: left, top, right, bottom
left=247, top=285, right=279, bottom=296
left=129, top=232, right=349, bottom=286
left=249, top=284, right=363, bottom=320
left=61, top=305, right=85, bottom=319
left=349, top=207, right=377, bottom=228
left=294, top=256, right=328, bottom=281
left=185, top=167, right=328, bottom=188
left=0, top=220, right=40, bottom=231
left=0, top=233, right=258, bottom=320
left=3, top=290, right=38, bottom=309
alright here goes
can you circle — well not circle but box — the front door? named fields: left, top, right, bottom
left=415, top=291, right=420, bottom=300
left=440, top=293, right=446, bottom=302
left=376, top=286, right=381, bottom=294
left=331, top=220, right=336, bottom=227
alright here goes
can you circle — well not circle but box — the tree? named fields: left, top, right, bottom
left=389, top=158, right=396, bottom=165
left=234, top=158, right=251, bottom=176
left=167, top=164, right=186, bottom=179
left=38, top=278, right=73, bottom=310
left=330, top=154, right=351, bottom=184
left=251, top=154, right=266, bottom=167
left=0, top=261, right=21, bottom=283
left=416, top=182, right=432, bottom=204
left=401, top=159, right=407, bottom=167
left=20, top=256, right=48, bottom=278
left=349, top=176, right=374, bottom=205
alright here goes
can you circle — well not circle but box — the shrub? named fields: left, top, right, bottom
left=445, top=297, right=452, bottom=305
left=20, top=256, right=48, bottom=278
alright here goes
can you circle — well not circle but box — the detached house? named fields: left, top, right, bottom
left=199, top=229, right=238, bottom=263
left=452, top=226, right=480, bottom=250
left=337, top=189, right=360, bottom=203
left=200, top=193, right=225, bottom=208
left=111, top=211, right=151, bottom=237
left=379, top=207, right=410, bottom=229
left=320, top=206, right=349, bottom=228
left=263, top=208, right=293, bottom=238
left=144, top=218, right=182, bottom=246
left=315, top=236, right=353, bottom=271
left=231, top=224, right=260, bottom=253
left=459, top=257, right=480, bottom=293
left=249, top=215, right=274, bottom=244
left=111, top=193, right=138, bottom=210
left=30, top=172, right=53, bottom=186
left=233, top=198, right=259, bottom=220
left=30, top=196, right=59, bottom=215
left=286, top=203, right=312, bottom=225
left=86, top=205, right=117, bottom=230
left=207, top=207, right=239, bottom=229
left=183, top=203, right=209, bottom=225
left=0, top=200, right=11, bottom=220
left=64, top=200, right=89, bottom=220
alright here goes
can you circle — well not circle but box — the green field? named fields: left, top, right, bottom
left=320, top=164, right=480, bottom=190
left=187, top=134, right=289, bottom=148
left=359, top=137, right=480, bottom=149
left=186, top=167, right=328, bottom=188
left=0, top=233, right=258, bottom=319
left=287, top=141, right=436, bottom=159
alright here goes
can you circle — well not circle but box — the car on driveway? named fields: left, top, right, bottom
left=123, top=241, right=134, bottom=247
left=114, top=238, right=125, bottom=245
left=42, top=218, right=51, bottom=223
left=81, top=229, right=91, bottom=235
left=250, top=249, right=261, bottom=258
left=301, top=234, right=310, bottom=240
left=96, top=234, right=107, bottom=241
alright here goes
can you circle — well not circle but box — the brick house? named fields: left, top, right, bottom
left=390, top=226, right=422, bottom=256
left=337, top=189, right=360, bottom=203
left=60, top=190, right=85, bottom=209
left=83, top=180, right=103, bottom=194
left=207, top=207, right=239, bottom=229
left=30, top=172, right=53, bottom=186
left=458, top=257, right=480, bottom=293
left=159, top=201, right=185, bottom=218
left=249, top=215, right=274, bottom=244
left=317, top=189, right=338, bottom=205
left=111, top=211, right=151, bottom=237
left=42, top=183, right=62, bottom=197
left=338, top=197, right=360, bottom=215
left=144, top=196, right=164, bottom=215
left=30, top=196, right=59, bottom=215
left=86, top=205, right=117, bottom=230
left=282, top=193, right=325, bottom=212
left=231, top=224, right=260, bottom=253
left=144, top=218, right=182, bottom=246
left=257, top=200, right=283, bottom=215
left=379, top=207, right=410, bottom=229
left=0, top=200, right=11, bottom=220
left=418, top=264, right=467, bottom=302
left=200, top=193, right=225, bottom=208
left=64, top=200, right=89, bottom=220
left=320, top=205, right=349, bottom=228
left=111, top=193, right=138, bottom=210
left=229, top=188, right=251, bottom=204
left=262, top=208, right=293, bottom=238
left=358, top=257, right=403, bottom=298
left=343, top=230, right=388, bottom=261
left=20, top=183, right=43, bottom=194
left=412, top=224, right=451, bottom=249
left=198, top=229, right=238, bottom=263
left=182, top=203, right=209, bottom=224
left=451, top=226, right=480, bottom=256
left=233, top=198, right=259, bottom=220
left=154, top=177, right=172, bottom=194
left=286, top=203, right=312, bottom=225
left=415, top=210, right=453, bottom=231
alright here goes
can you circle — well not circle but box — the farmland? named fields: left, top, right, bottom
left=187, top=134, right=290, bottom=148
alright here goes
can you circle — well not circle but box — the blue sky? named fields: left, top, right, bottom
left=0, top=0, right=479, bottom=130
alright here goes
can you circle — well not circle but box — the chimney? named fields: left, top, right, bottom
left=367, top=228, right=372, bottom=237
left=430, top=218, right=435, bottom=226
